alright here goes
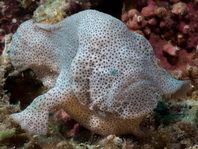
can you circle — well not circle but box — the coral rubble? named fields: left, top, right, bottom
left=122, top=0, right=198, bottom=79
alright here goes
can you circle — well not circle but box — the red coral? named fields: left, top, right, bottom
left=122, top=0, right=198, bottom=79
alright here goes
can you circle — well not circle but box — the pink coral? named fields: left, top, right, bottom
left=169, top=0, right=180, bottom=3
left=122, top=9, right=147, bottom=31
left=53, top=109, right=71, bottom=121
left=122, top=0, right=198, bottom=78
left=162, top=43, right=180, bottom=57
left=66, top=123, right=79, bottom=137
left=53, top=109, right=79, bottom=137
left=141, top=3, right=157, bottom=18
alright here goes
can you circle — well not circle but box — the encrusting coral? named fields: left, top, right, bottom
left=9, top=10, right=190, bottom=137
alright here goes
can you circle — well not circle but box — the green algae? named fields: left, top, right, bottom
left=0, top=128, right=15, bottom=142
left=0, top=146, right=7, bottom=149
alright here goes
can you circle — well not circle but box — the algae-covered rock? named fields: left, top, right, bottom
left=56, top=141, right=74, bottom=149
left=0, top=34, right=12, bottom=81
left=154, top=99, right=198, bottom=126
left=32, top=0, right=104, bottom=24
left=188, top=145, right=198, bottom=149
left=33, top=0, right=73, bottom=24
left=181, top=101, right=198, bottom=125
left=0, top=34, right=12, bottom=105
left=154, top=100, right=186, bottom=125
left=0, top=146, right=8, bottom=149
left=19, top=0, right=39, bottom=9
left=32, top=0, right=88, bottom=24
left=0, top=128, right=15, bottom=142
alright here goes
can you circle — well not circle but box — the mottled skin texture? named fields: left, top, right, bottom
left=9, top=10, right=190, bottom=137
